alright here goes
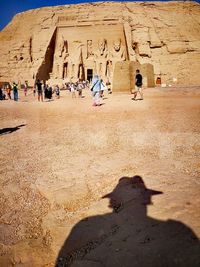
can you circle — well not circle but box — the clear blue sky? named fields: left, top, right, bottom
left=0, top=0, right=200, bottom=31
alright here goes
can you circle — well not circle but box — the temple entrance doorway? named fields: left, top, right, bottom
left=87, top=69, right=93, bottom=82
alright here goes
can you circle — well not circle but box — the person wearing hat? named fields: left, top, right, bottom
left=55, top=176, right=200, bottom=267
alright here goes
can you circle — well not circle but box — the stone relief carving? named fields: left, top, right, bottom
left=53, top=36, right=67, bottom=78
left=94, top=38, right=108, bottom=78
left=67, top=42, right=84, bottom=80
left=86, top=40, right=94, bottom=59
left=58, top=35, right=68, bottom=57
left=108, top=38, right=126, bottom=78
left=130, top=40, right=138, bottom=61
left=52, top=37, right=129, bottom=81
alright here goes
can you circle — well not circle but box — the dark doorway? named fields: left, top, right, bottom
left=87, top=69, right=93, bottom=82
left=62, top=63, right=68, bottom=79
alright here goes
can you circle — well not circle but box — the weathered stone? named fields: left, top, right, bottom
left=112, top=61, right=155, bottom=92
left=112, top=61, right=135, bottom=93
left=0, top=1, right=200, bottom=86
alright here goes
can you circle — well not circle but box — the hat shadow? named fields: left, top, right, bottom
left=55, top=175, right=200, bottom=267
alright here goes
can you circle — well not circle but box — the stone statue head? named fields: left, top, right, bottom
left=113, top=38, right=121, bottom=52
left=132, top=41, right=137, bottom=51
left=88, top=40, right=92, bottom=46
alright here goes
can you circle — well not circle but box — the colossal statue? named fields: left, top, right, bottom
left=52, top=37, right=127, bottom=81
left=94, top=38, right=108, bottom=78
left=53, top=36, right=69, bottom=78
left=108, top=38, right=126, bottom=78
left=58, top=35, right=68, bottom=57
left=67, top=42, right=84, bottom=81
left=86, top=40, right=94, bottom=59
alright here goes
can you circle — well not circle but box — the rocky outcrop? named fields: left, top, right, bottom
left=0, top=1, right=200, bottom=86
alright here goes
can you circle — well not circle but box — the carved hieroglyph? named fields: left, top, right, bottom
left=0, top=2, right=200, bottom=86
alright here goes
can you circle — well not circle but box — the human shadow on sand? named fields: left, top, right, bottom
left=55, top=175, right=200, bottom=267
left=0, top=124, right=26, bottom=135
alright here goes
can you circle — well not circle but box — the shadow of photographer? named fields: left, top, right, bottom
left=55, top=175, right=200, bottom=267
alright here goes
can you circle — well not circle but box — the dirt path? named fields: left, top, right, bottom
left=0, top=87, right=200, bottom=266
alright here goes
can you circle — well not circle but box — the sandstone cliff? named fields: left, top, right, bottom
left=0, top=1, right=200, bottom=86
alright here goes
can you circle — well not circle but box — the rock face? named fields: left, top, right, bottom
left=0, top=1, right=200, bottom=86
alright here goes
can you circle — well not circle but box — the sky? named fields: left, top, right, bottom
left=0, top=0, right=200, bottom=31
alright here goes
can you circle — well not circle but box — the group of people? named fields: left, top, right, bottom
left=34, top=79, right=61, bottom=102
left=0, top=70, right=143, bottom=104
left=90, top=69, right=143, bottom=106
left=0, top=82, right=19, bottom=101
left=66, top=80, right=89, bottom=98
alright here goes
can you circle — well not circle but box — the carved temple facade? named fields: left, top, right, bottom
left=0, top=2, right=200, bottom=88
left=36, top=18, right=155, bottom=89
left=51, top=21, right=128, bottom=82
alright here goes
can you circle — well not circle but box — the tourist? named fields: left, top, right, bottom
left=83, top=80, right=89, bottom=90
left=0, top=87, right=5, bottom=100
left=91, top=75, right=101, bottom=106
left=132, top=69, right=143, bottom=100
left=44, top=83, right=48, bottom=99
left=6, top=83, right=12, bottom=100
left=35, top=79, right=43, bottom=102
left=47, top=85, right=53, bottom=100
left=106, top=80, right=112, bottom=94
left=24, top=81, right=28, bottom=97
left=55, top=85, right=60, bottom=99
left=44, top=84, right=53, bottom=100
left=70, top=83, right=76, bottom=98
left=100, top=79, right=106, bottom=97
left=6, top=84, right=12, bottom=99
left=12, top=82, right=19, bottom=101
left=65, top=82, right=71, bottom=91
left=77, top=80, right=84, bottom=98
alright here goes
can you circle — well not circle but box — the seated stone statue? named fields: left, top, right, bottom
left=67, top=42, right=84, bottom=81
left=108, top=38, right=127, bottom=78
left=94, top=38, right=108, bottom=78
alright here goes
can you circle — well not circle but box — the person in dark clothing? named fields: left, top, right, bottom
left=35, top=79, right=43, bottom=102
left=132, top=69, right=143, bottom=100
left=0, top=87, right=4, bottom=100
left=44, top=83, right=48, bottom=99
left=47, top=86, right=53, bottom=100
left=12, top=82, right=19, bottom=101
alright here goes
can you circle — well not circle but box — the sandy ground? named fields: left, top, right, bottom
left=0, top=87, right=200, bottom=266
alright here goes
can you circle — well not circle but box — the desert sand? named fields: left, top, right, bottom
left=0, top=87, right=200, bottom=266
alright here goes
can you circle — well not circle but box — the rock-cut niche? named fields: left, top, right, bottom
left=36, top=29, right=57, bottom=82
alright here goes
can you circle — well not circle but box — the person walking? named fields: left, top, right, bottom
left=24, top=81, right=28, bottom=97
left=132, top=69, right=143, bottom=100
left=35, top=79, right=43, bottom=102
left=91, top=75, right=102, bottom=106
left=100, top=79, right=106, bottom=98
left=6, top=84, right=12, bottom=99
left=77, top=80, right=84, bottom=98
left=106, top=80, right=112, bottom=94
left=70, top=83, right=76, bottom=98
left=55, top=85, right=60, bottom=99
left=12, top=82, right=19, bottom=101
